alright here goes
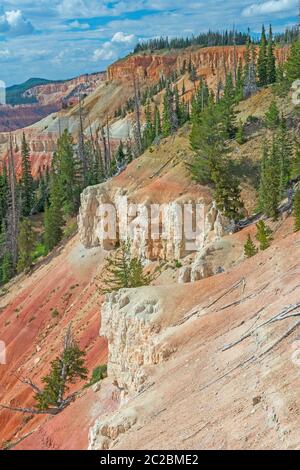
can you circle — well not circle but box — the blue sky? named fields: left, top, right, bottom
left=0, top=0, right=298, bottom=86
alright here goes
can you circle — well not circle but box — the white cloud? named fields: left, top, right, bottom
left=69, top=20, right=90, bottom=29
left=93, top=42, right=117, bottom=62
left=0, top=9, right=34, bottom=35
left=112, top=31, right=136, bottom=44
left=242, top=0, right=297, bottom=17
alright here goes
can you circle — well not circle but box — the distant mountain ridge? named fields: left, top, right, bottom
left=6, top=78, right=60, bottom=106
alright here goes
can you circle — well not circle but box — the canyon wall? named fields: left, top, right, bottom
left=108, top=45, right=290, bottom=90
left=0, top=72, right=105, bottom=132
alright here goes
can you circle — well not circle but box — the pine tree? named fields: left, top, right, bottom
left=154, top=105, right=162, bottom=138
left=235, top=59, right=244, bottom=102
left=99, top=241, right=152, bottom=294
left=44, top=175, right=64, bottom=252
left=220, top=73, right=236, bottom=137
left=256, top=220, right=273, bottom=250
left=20, top=133, right=34, bottom=217
left=35, top=326, right=87, bottom=411
left=266, top=25, right=276, bottom=84
left=0, top=166, right=8, bottom=228
left=213, top=169, right=244, bottom=220
left=293, top=188, right=300, bottom=232
left=142, top=102, right=155, bottom=150
left=17, top=218, right=35, bottom=273
left=265, top=100, right=280, bottom=129
left=162, top=84, right=173, bottom=137
left=115, top=141, right=126, bottom=168
left=285, top=38, right=300, bottom=82
left=291, top=139, right=300, bottom=179
left=259, top=138, right=280, bottom=220
left=1, top=251, right=13, bottom=285
left=236, top=120, right=246, bottom=144
left=53, top=130, right=79, bottom=216
left=257, top=25, right=268, bottom=87
left=244, top=234, right=258, bottom=258
left=189, top=101, right=229, bottom=184
left=276, top=115, right=292, bottom=196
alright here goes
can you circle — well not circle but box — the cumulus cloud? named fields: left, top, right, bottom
left=93, top=42, right=117, bottom=62
left=242, top=0, right=297, bottom=17
left=112, top=31, right=136, bottom=44
left=0, top=9, right=34, bottom=36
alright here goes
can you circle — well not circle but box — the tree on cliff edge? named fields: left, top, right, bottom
left=0, top=325, right=87, bottom=415
left=99, top=240, right=152, bottom=294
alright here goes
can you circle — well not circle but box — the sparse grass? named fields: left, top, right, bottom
left=51, top=309, right=60, bottom=318
left=63, top=221, right=78, bottom=238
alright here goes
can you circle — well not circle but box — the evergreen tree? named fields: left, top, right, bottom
left=0, top=166, right=8, bottom=228
left=266, top=25, right=276, bottom=84
left=20, top=133, right=34, bottom=217
left=35, top=326, right=87, bottom=411
left=220, top=73, right=236, bottom=137
left=235, top=59, right=244, bottom=102
left=256, top=220, right=273, bottom=250
left=1, top=251, right=13, bottom=285
left=142, top=102, right=155, bottom=150
left=274, top=63, right=290, bottom=97
left=53, top=130, right=79, bottom=216
left=265, top=100, right=280, bottom=129
left=17, top=218, right=35, bottom=273
left=189, top=101, right=229, bottom=184
left=293, top=188, right=300, bottom=232
left=276, top=115, right=292, bottom=196
left=115, top=141, right=126, bottom=168
left=162, top=85, right=173, bottom=137
left=100, top=241, right=152, bottom=294
left=44, top=175, right=64, bottom=252
left=291, top=139, right=300, bottom=179
left=259, top=138, right=281, bottom=220
left=154, top=105, right=162, bottom=138
left=257, top=25, right=268, bottom=86
left=285, top=38, right=300, bottom=82
left=236, top=120, right=246, bottom=144
left=244, top=234, right=258, bottom=258
left=213, top=168, right=244, bottom=220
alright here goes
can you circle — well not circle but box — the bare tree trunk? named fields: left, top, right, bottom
left=101, top=126, right=109, bottom=177
left=7, top=133, right=19, bottom=270
left=78, top=97, right=88, bottom=186
left=132, top=73, right=142, bottom=155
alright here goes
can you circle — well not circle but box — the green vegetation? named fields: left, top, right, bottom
left=6, top=78, right=57, bottom=106
left=85, top=365, right=108, bottom=388
left=293, top=188, right=300, bottom=232
left=244, top=235, right=258, bottom=258
left=35, top=327, right=87, bottom=412
left=256, top=220, right=273, bottom=250
left=99, top=241, right=152, bottom=294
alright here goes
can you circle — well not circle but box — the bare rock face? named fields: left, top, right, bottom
left=78, top=182, right=229, bottom=262
left=100, top=289, right=173, bottom=393
left=88, top=408, right=138, bottom=450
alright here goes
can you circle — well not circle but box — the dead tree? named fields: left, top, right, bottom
left=6, top=133, right=19, bottom=270
left=100, top=125, right=110, bottom=177
left=78, top=96, right=88, bottom=186
left=0, top=325, right=87, bottom=416
left=132, top=72, right=142, bottom=155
